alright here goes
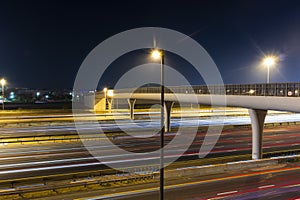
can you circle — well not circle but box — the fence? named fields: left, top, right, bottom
left=109, top=83, right=300, bottom=97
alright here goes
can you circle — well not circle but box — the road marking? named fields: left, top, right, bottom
left=283, top=183, right=300, bottom=188
left=258, top=184, right=275, bottom=189
left=0, top=188, right=15, bottom=192
left=214, top=145, right=224, bottom=149
left=217, top=190, right=238, bottom=196
left=16, top=183, right=45, bottom=189
left=76, top=165, right=300, bottom=200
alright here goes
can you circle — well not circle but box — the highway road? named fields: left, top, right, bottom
left=0, top=123, right=299, bottom=181
left=0, top=112, right=299, bottom=198
left=96, top=164, right=300, bottom=200
left=1, top=111, right=300, bottom=136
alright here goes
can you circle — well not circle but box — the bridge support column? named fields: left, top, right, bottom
left=248, top=109, right=267, bottom=160
left=107, top=98, right=113, bottom=113
left=164, top=101, right=174, bottom=132
left=127, top=99, right=136, bottom=120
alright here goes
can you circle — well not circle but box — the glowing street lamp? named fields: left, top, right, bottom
left=151, top=49, right=165, bottom=200
left=107, top=89, right=114, bottom=97
left=263, top=56, right=277, bottom=84
left=151, top=49, right=162, bottom=60
left=103, top=88, right=114, bottom=111
left=0, top=78, right=6, bottom=110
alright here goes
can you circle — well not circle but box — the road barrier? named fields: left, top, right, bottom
left=0, top=173, right=155, bottom=199
left=162, top=154, right=300, bottom=179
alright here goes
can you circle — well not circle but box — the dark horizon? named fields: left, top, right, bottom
left=0, top=0, right=300, bottom=90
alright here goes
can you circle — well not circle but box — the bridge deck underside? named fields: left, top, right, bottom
left=113, top=93, right=300, bottom=113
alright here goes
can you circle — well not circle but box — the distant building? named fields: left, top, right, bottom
left=4, top=87, right=72, bottom=103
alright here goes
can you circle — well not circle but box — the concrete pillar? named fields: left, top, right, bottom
left=248, top=109, right=267, bottom=160
left=127, top=99, right=136, bottom=120
left=164, top=101, right=174, bottom=132
left=107, top=98, right=113, bottom=113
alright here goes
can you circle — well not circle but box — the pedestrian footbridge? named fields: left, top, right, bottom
left=93, top=83, right=300, bottom=160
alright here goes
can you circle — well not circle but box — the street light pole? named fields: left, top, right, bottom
left=267, top=64, right=270, bottom=84
left=263, top=56, right=277, bottom=84
left=150, top=49, right=165, bottom=200
left=0, top=79, right=6, bottom=110
left=1, top=83, right=3, bottom=110
left=103, top=87, right=107, bottom=110
left=160, top=52, right=165, bottom=200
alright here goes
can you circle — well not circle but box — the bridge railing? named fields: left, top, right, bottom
left=108, top=82, right=300, bottom=97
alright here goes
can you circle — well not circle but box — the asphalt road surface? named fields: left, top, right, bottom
left=98, top=165, right=300, bottom=200
left=0, top=124, right=299, bottom=181
left=0, top=112, right=299, bottom=199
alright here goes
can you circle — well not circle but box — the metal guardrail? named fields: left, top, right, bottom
left=109, top=82, right=300, bottom=97
left=0, top=174, right=155, bottom=197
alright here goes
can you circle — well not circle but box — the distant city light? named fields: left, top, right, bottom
left=36, top=92, right=40, bottom=97
left=45, top=95, right=49, bottom=99
left=0, top=78, right=6, bottom=87
left=249, top=89, right=255, bottom=94
left=9, top=92, right=15, bottom=99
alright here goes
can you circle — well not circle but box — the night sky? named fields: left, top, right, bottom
left=0, top=0, right=300, bottom=89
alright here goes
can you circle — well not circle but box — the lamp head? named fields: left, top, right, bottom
left=0, top=79, right=6, bottom=86
left=263, top=56, right=277, bottom=66
left=151, top=49, right=162, bottom=60
left=107, top=89, right=114, bottom=97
